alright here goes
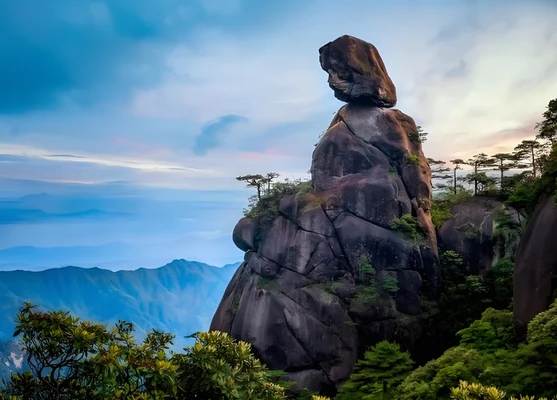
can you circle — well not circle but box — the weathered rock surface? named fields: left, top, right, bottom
left=514, top=195, right=557, bottom=332
left=438, top=196, right=523, bottom=273
left=319, top=35, right=397, bottom=107
left=211, top=36, right=439, bottom=395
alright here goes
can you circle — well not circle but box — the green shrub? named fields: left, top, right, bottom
left=2, top=303, right=287, bottom=400
left=406, top=154, right=421, bottom=166
left=336, top=341, right=414, bottom=400
left=431, top=189, right=472, bottom=228
left=357, top=255, right=376, bottom=284
left=456, top=222, right=483, bottom=240
left=380, top=273, right=400, bottom=293
left=391, top=214, right=424, bottom=247
left=245, top=179, right=314, bottom=234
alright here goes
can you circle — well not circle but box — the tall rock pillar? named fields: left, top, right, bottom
left=211, top=35, right=438, bottom=395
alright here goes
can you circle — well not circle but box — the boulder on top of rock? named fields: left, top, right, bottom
left=319, top=35, right=397, bottom=107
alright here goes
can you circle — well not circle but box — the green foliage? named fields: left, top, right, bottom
left=406, top=153, right=421, bottom=166
left=174, top=331, right=286, bottom=400
left=380, top=274, right=399, bottom=293
left=396, top=300, right=557, bottom=400
left=464, top=172, right=497, bottom=194
left=4, top=302, right=178, bottom=400
left=336, top=341, right=414, bottom=400
left=450, top=381, right=557, bottom=400
left=505, top=173, right=538, bottom=212
left=357, top=256, right=376, bottom=284
left=397, top=347, right=486, bottom=400
left=353, top=285, right=380, bottom=304
left=390, top=214, right=424, bottom=247
left=431, top=188, right=472, bottom=228
left=422, top=251, right=514, bottom=356
left=493, top=211, right=523, bottom=260
left=456, top=222, right=483, bottom=239
left=457, top=309, right=518, bottom=352
left=244, top=178, right=314, bottom=231
left=527, top=300, right=557, bottom=344
left=535, top=98, right=557, bottom=145
left=353, top=256, right=398, bottom=306
left=507, top=144, right=557, bottom=212
left=2, top=303, right=286, bottom=400
left=297, top=388, right=322, bottom=400
left=490, top=258, right=514, bottom=309
left=408, top=126, right=428, bottom=144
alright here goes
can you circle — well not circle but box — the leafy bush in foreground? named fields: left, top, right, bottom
left=1, top=303, right=286, bottom=400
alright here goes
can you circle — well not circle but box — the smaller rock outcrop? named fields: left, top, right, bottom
left=438, top=196, right=522, bottom=273
left=319, top=35, right=397, bottom=107
left=514, top=195, right=557, bottom=332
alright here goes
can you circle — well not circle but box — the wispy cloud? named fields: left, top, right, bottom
left=193, top=115, right=249, bottom=155
left=1, top=0, right=556, bottom=190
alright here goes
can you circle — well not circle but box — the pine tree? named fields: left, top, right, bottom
left=449, top=159, right=466, bottom=195
left=514, top=140, right=542, bottom=178
left=465, top=153, right=495, bottom=195
left=428, top=158, right=452, bottom=191
left=535, top=98, right=557, bottom=145
left=491, top=153, right=515, bottom=192
left=336, top=341, right=414, bottom=400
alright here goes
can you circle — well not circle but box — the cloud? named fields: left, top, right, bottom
left=0, top=0, right=310, bottom=114
left=193, top=115, right=249, bottom=155
left=47, top=154, right=85, bottom=159
left=1, top=0, right=557, bottom=192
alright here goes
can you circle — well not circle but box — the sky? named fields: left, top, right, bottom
left=1, top=0, right=556, bottom=270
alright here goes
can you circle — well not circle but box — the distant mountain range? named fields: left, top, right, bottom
left=0, top=207, right=134, bottom=224
left=0, top=242, right=159, bottom=271
left=0, top=258, right=239, bottom=384
left=0, top=340, right=26, bottom=385
left=0, top=259, right=239, bottom=346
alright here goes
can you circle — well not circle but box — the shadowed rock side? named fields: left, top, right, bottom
left=211, top=35, right=439, bottom=395
left=514, top=195, right=557, bottom=333
left=438, top=196, right=523, bottom=273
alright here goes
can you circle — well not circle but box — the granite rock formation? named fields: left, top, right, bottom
left=514, top=195, right=557, bottom=332
left=438, top=196, right=523, bottom=273
left=211, top=35, right=439, bottom=395
left=319, top=35, right=397, bottom=107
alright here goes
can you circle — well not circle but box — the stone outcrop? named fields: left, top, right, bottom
left=319, top=35, right=397, bottom=107
left=211, top=35, right=439, bottom=395
left=514, top=195, right=557, bottom=332
left=438, top=196, right=523, bottom=273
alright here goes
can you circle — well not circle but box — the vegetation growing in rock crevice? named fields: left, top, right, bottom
left=430, top=188, right=472, bottom=228
left=243, top=177, right=313, bottom=231
left=493, top=210, right=523, bottom=260
left=405, top=153, right=421, bottom=166
left=353, top=256, right=399, bottom=305
left=390, top=214, right=425, bottom=247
